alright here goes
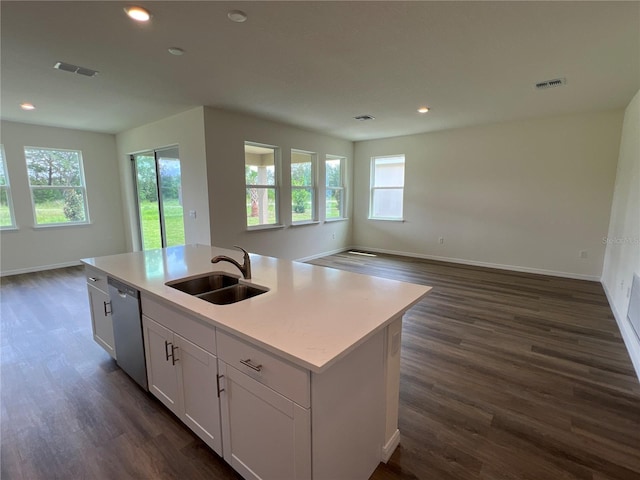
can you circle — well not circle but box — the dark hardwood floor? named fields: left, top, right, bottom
left=2, top=252, right=639, bottom=479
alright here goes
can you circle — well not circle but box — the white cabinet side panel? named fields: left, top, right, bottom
left=311, top=330, right=385, bottom=480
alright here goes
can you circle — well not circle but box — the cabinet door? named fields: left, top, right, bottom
left=87, top=284, right=115, bottom=358
left=175, top=334, right=222, bottom=455
left=219, top=362, right=311, bottom=480
left=143, top=316, right=180, bottom=413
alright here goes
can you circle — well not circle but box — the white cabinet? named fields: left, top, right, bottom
left=176, top=333, right=221, bottom=452
left=143, top=316, right=179, bottom=410
left=217, top=330, right=311, bottom=480
left=140, top=294, right=394, bottom=480
left=85, top=267, right=115, bottom=358
left=142, top=312, right=222, bottom=455
left=218, top=362, right=311, bottom=480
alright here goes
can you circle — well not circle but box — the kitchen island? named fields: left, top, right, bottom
left=82, top=245, right=431, bottom=480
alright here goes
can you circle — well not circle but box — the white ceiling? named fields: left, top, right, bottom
left=1, top=1, right=638, bottom=141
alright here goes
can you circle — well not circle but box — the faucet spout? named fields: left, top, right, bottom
left=211, top=246, right=252, bottom=279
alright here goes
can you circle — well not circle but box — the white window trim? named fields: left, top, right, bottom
left=0, top=145, right=17, bottom=230
left=291, top=149, right=317, bottom=224
left=24, top=146, right=90, bottom=227
left=245, top=142, right=281, bottom=230
left=325, top=154, right=347, bottom=221
left=369, top=154, right=405, bottom=221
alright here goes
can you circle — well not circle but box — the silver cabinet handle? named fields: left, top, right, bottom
left=171, top=345, right=178, bottom=365
left=240, top=358, right=262, bottom=372
left=216, top=374, right=225, bottom=397
left=164, top=341, right=178, bottom=365
left=88, top=277, right=99, bottom=282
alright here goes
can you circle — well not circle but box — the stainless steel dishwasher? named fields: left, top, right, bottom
left=108, top=277, right=148, bottom=391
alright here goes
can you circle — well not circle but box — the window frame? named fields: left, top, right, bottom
left=369, top=154, right=406, bottom=221
left=290, top=149, right=318, bottom=225
left=24, top=146, right=90, bottom=227
left=244, top=142, right=281, bottom=229
left=325, top=154, right=346, bottom=221
left=0, top=145, right=17, bottom=229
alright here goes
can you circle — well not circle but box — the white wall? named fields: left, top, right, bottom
left=0, top=121, right=127, bottom=274
left=116, top=107, right=210, bottom=251
left=602, top=90, right=640, bottom=377
left=353, top=110, right=624, bottom=280
left=203, top=107, right=353, bottom=260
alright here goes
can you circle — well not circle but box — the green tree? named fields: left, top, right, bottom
left=326, top=161, right=342, bottom=213
left=63, top=189, right=84, bottom=221
left=291, top=162, right=311, bottom=213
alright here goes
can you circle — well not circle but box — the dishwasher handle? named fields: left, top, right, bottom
left=107, top=277, right=139, bottom=299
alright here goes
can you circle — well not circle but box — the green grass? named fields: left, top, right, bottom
left=325, top=198, right=341, bottom=219
left=140, top=199, right=185, bottom=250
left=29, top=198, right=86, bottom=225
left=245, top=198, right=342, bottom=225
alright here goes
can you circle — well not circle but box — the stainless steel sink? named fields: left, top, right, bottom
left=166, top=273, right=239, bottom=295
left=165, top=273, right=267, bottom=305
left=196, top=284, right=268, bottom=305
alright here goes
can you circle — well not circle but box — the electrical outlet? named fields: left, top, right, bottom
left=438, top=237, right=444, bottom=245
left=331, top=232, right=336, bottom=240
left=189, top=210, right=197, bottom=219
left=579, top=250, right=588, bottom=259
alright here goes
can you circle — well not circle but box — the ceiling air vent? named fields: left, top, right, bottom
left=54, top=61, right=99, bottom=77
left=535, top=77, right=566, bottom=90
left=354, top=114, right=375, bottom=121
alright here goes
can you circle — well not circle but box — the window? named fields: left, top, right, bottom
left=0, top=145, right=16, bottom=228
left=325, top=155, right=346, bottom=220
left=370, top=155, right=405, bottom=220
left=24, top=147, right=89, bottom=225
left=245, top=143, right=279, bottom=227
left=291, top=150, right=316, bottom=223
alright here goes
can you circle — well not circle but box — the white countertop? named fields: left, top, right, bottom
left=82, top=245, right=431, bottom=373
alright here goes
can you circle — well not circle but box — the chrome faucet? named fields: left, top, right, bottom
left=211, top=246, right=252, bottom=279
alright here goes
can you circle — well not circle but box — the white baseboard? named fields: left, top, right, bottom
left=294, top=246, right=352, bottom=263
left=350, top=245, right=601, bottom=282
left=0, top=260, right=82, bottom=277
left=381, top=428, right=400, bottom=463
left=602, top=281, right=640, bottom=382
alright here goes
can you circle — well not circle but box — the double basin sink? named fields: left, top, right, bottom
left=166, top=273, right=268, bottom=305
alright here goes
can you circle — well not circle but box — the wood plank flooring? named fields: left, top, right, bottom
left=309, top=252, right=640, bottom=480
left=1, top=253, right=639, bottom=479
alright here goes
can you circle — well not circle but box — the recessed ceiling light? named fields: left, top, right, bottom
left=354, top=114, right=375, bottom=121
left=20, top=103, right=36, bottom=111
left=227, top=10, right=248, bottom=23
left=124, top=6, right=151, bottom=22
left=168, top=47, right=185, bottom=56
left=417, top=106, right=430, bottom=114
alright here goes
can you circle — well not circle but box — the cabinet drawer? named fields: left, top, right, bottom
left=141, top=295, right=216, bottom=355
left=217, top=330, right=310, bottom=408
left=85, top=266, right=108, bottom=293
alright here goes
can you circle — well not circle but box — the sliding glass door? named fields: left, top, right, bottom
left=132, top=146, right=185, bottom=250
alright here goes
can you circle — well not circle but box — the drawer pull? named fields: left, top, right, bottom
left=88, top=277, right=99, bottom=282
left=240, top=358, right=262, bottom=372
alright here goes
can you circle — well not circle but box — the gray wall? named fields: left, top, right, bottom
left=352, top=110, right=624, bottom=280
left=203, top=107, right=353, bottom=260
left=602, top=89, right=640, bottom=376
left=0, top=121, right=127, bottom=274
left=115, top=107, right=211, bottom=251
